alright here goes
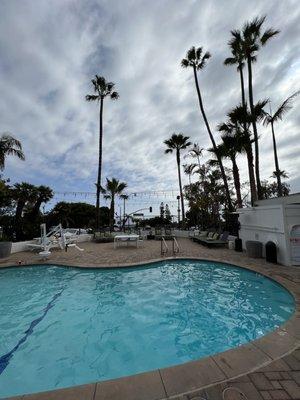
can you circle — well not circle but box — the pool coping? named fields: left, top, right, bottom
left=2, top=256, right=300, bottom=400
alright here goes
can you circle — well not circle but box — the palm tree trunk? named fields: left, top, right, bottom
left=247, top=56, right=262, bottom=199
left=177, top=150, right=185, bottom=227
left=238, top=64, right=257, bottom=204
left=231, top=156, right=242, bottom=208
left=271, top=121, right=283, bottom=197
left=193, top=66, right=233, bottom=211
left=239, top=64, right=246, bottom=107
left=96, top=96, right=104, bottom=229
left=110, top=196, right=115, bottom=231
left=245, top=146, right=257, bottom=205
left=123, top=197, right=126, bottom=232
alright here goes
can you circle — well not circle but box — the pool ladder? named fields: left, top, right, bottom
left=161, top=237, right=180, bottom=256
left=172, top=237, right=180, bottom=255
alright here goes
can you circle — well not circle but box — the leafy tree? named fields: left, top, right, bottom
left=165, top=204, right=171, bottom=223
left=159, top=202, right=165, bottom=219
left=181, top=46, right=233, bottom=211
left=185, top=143, right=203, bottom=171
left=0, top=178, right=12, bottom=214
left=183, top=163, right=197, bottom=185
left=11, top=182, right=37, bottom=239
left=0, top=133, right=25, bottom=171
left=240, top=16, right=279, bottom=198
left=101, top=178, right=127, bottom=230
left=139, top=216, right=170, bottom=228
left=29, top=185, right=53, bottom=219
left=260, top=180, right=290, bottom=199
left=47, top=202, right=110, bottom=229
left=164, top=133, right=191, bottom=226
left=86, top=75, right=119, bottom=229
left=263, top=91, right=299, bottom=196
left=184, top=163, right=234, bottom=229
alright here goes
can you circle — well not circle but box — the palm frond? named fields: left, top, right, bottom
left=196, top=47, right=202, bottom=60
left=181, top=58, right=190, bottom=68
left=253, top=99, right=269, bottom=122
left=187, top=46, right=196, bottom=62
left=85, top=94, right=99, bottom=102
left=6, top=148, right=25, bottom=161
left=198, top=51, right=211, bottom=70
left=262, top=111, right=272, bottom=126
left=261, top=28, right=280, bottom=45
left=224, top=57, right=236, bottom=66
left=110, top=91, right=119, bottom=100
left=107, top=82, right=115, bottom=92
left=272, top=91, right=300, bottom=122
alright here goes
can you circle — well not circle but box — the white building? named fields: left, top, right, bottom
left=238, top=193, right=300, bottom=266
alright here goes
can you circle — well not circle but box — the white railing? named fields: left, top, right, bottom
left=161, top=237, right=169, bottom=256
left=172, top=237, right=180, bottom=255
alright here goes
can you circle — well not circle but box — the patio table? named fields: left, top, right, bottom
left=114, top=234, right=140, bottom=249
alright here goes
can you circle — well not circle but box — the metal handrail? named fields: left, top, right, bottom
left=161, top=237, right=169, bottom=256
left=172, top=237, right=180, bottom=254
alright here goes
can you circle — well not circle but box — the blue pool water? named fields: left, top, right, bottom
left=0, top=260, right=295, bottom=398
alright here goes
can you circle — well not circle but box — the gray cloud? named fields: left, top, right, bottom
left=0, top=0, right=299, bottom=215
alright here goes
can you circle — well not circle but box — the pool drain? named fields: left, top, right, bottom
left=222, top=386, right=248, bottom=399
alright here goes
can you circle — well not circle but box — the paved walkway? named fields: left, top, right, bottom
left=1, top=238, right=300, bottom=400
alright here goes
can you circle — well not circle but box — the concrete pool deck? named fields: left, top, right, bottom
left=1, top=238, right=300, bottom=400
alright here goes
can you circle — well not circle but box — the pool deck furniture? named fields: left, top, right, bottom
left=197, top=231, right=230, bottom=248
left=114, top=234, right=140, bottom=248
left=193, top=231, right=210, bottom=243
left=1, top=238, right=300, bottom=400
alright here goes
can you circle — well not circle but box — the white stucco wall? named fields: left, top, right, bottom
left=285, top=206, right=300, bottom=266
left=11, top=240, right=36, bottom=254
left=239, top=205, right=290, bottom=265
left=239, top=202, right=300, bottom=265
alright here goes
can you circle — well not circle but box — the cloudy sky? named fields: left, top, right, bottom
left=0, top=0, right=299, bottom=216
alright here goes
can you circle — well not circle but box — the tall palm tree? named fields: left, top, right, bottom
left=183, top=163, right=197, bottom=185
left=263, top=91, right=299, bottom=197
left=181, top=46, right=233, bottom=211
left=213, top=132, right=243, bottom=208
left=240, top=16, right=279, bottom=199
left=164, top=133, right=191, bottom=226
left=224, top=31, right=246, bottom=106
left=30, top=185, right=53, bottom=218
left=228, top=101, right=267, bottom=205
left=120, top=193, right=129, bottom=231
left=86, top=75, right=119, bottom=229
left=101, top=178, right=127, bottom=230
left=0, top=133, right=25, bottom=171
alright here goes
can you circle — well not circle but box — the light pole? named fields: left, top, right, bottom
left=177, top=195, right=180, bottom=227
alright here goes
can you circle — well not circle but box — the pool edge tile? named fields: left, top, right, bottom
left=159, top=356, right=226, bottom=397
left=21, top=383, right=96, bottom=400
left=252, top=328, right=300, bottom=359
left=212, top=342, right=272, bottom=379
left=94, top=370, right=166, bottom=400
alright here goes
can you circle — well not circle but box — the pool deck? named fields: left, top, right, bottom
left=1, top=238, right=300, bottom=400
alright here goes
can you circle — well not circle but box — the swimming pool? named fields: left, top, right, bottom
left=0, top=259, right=295, bottom=398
